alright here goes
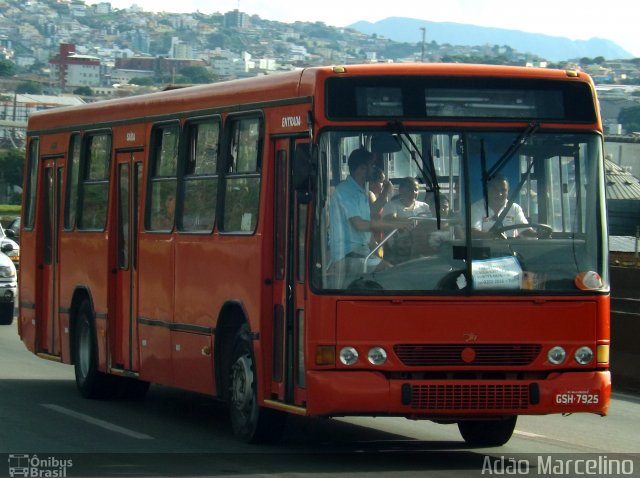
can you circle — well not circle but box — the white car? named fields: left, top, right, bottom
left=0, top=244, right=17, bottom=325
left=0, top=222, right=19, bottom=270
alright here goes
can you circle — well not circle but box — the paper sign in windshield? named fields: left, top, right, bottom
left=472, top=256, right=523, bottom=290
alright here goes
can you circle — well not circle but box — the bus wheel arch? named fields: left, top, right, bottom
left=215, top=302, right=286, bottom=443
left=228, top=323, right=286, bottom=443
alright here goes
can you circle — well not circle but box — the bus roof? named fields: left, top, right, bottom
left=27, top=63, right=594, bottom=133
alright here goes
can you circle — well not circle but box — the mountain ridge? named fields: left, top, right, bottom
left=348, top=17, right=633, bottom=61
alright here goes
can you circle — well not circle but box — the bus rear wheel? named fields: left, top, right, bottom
left=458, top=416, right=517, bottom=447
left=228, top=325, right=286, bottom=443
left=73, top=300, right=117, bottom=399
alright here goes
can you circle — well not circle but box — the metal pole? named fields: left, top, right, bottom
left=420, top=27, right=426, bottom=62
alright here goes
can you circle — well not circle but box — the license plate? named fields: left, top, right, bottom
left=555, top=392, right=599, bottom=405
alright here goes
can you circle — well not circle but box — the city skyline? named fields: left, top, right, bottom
left=86, top=0, right=640, bottom=57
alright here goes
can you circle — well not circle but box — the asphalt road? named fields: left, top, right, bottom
left=1, top=320, right=639, bottom=478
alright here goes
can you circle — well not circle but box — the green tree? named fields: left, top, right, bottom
left=130, top=77, right=156, bottom=86
left=15, top=81, right=42, bottom=94
left=0, top=59, right=15, bottom=77
left=0, top=148, right=25, bottom=195
left=73, top=86, right=93, bottom=96
left=618, top=105, right=640, bottom=134
left=179, top=66, right=215, bottom=84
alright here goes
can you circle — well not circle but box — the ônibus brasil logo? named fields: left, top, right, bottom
left=8, top=454, right=73, bottom=477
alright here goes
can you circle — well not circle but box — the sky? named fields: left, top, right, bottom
left=88, top=0, right=640, bottom=57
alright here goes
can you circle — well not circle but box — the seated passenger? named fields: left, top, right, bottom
left=382, top=177, right=431, bottom=219
left=381, top=177, right=431, bottom=263
left=368, top=166, right=393, bottom=220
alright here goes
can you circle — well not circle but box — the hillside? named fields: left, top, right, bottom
left=349, top=17, right=633, bottom=61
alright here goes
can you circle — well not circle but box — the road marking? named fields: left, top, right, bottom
left=514, top=429, right=547, bottom=438
left=41, top=404, right=154, bottom=439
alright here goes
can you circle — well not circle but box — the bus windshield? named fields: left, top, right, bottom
left=311, top=129, right=606, bottom=294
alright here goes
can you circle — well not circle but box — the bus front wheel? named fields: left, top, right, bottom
left=228, top=325, right=286, bottom=443
left=458, top=416, right=517, bottom=447
left=73, top=300, right=116, bottom=399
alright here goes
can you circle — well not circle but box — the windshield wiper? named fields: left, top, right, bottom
left=387, top=121, right=442, bottom=227
left=480, top=122, right=539, bottom=224
left=486, top=122, right=539, bottom=182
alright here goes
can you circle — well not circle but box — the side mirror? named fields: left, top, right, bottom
left=1, top=242, right=13, bottom=254
left=293, top=143, right=316, bottom=203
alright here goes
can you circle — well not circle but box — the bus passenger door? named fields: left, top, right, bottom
left=271, top=139, right=308, bottom=407
left=111, top=151, right=143, bottom=371
left=38, top=160, right=63, bottom=356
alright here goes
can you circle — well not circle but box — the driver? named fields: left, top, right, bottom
left=471, top=175, right=533, bottom=238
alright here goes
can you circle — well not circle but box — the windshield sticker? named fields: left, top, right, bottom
left=472, top=256, right=523, bottom=290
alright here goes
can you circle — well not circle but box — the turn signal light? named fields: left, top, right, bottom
left=315, top=345, right=335, bottom=366
left=597, top=345, right=610, bottom=364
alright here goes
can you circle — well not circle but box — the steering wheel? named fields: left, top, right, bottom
left=493, top=223, right=552, bottom=239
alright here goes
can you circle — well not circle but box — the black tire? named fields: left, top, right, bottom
left=228, top=325, right=286, bottom=443
left=73, top=300, right=119, bottom=399
left=121, top=377, right=150, bottom=401
left=458, top=416, right=517, bottom=447
left=0, top=302, right=13, bottom=325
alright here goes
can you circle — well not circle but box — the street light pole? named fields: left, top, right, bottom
left=420, top=27, right=426, bottom=62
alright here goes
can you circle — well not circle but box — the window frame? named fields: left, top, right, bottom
left=23, top=137, right=40, bottom=231
left=64, top=132, right=82, bottom=231
left=145, top=121, right=180, bottom=232
left=77, top=131, right=112, bottom=232
left=219, top=113, right=264, bottom=235
left=177, top=116, right=222, bottom=234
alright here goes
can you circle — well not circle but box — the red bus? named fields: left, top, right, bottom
left=19, top=64, right=610, bottom=446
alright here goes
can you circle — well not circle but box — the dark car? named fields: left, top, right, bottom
left=6, top=217, right=19, bottom=244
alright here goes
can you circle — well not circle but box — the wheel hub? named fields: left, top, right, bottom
left=231, top=354, right=254, bottom=411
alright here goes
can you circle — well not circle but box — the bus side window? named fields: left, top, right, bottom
left=221, top=116, right=262, bottom=233
left=147, top=123, right=179, bottom=232
left=78, top=133, right=111, bottom=231
left=23, top=138, right=39, bottom=230
left=64, top=133, right=82, bottom=230
left=179, top=118, right=220, bottom=233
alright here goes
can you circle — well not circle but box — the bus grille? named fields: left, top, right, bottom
left=409, top=384, right=530, bottom=410
left=394, top=344, right=542, bottom=366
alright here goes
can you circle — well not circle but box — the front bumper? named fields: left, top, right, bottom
left=0, top=282, right=17, bottom=303
left=305, top=370, right=611, bottom=418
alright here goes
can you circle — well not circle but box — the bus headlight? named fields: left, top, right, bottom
left=339, top=347, right=359, bottom=366
left=367, top=347, right=387, bottom=365
left=548, top=346, right=566, bottom=365
left=574, top=346, right=594, bottom=365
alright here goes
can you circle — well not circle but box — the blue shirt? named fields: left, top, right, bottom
left=329, top=176, right=371, bottom=263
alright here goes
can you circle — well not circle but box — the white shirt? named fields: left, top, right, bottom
left=471, top=200, right=528, bottom=237
left=383, top=198, right=431, bottom=219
